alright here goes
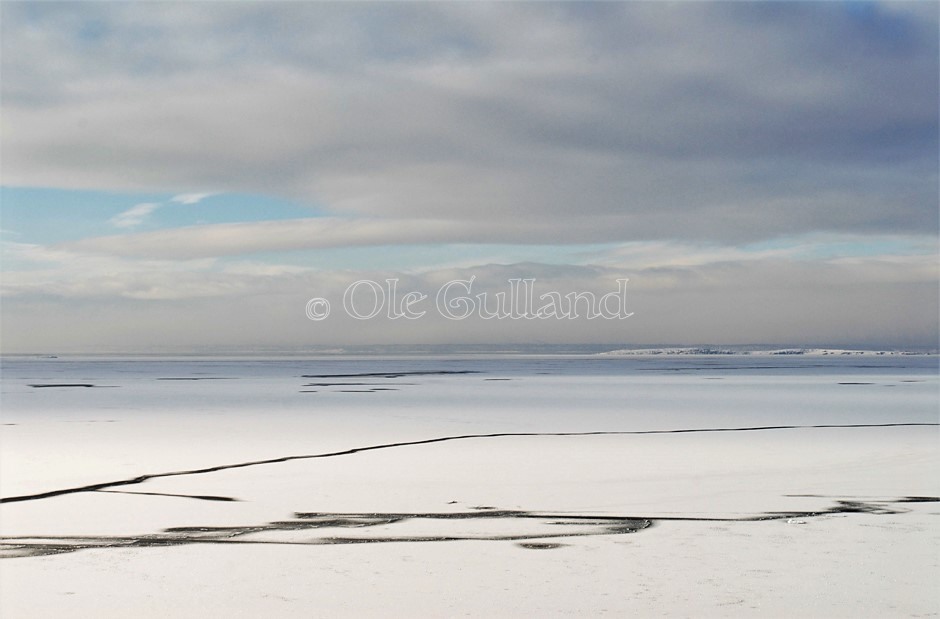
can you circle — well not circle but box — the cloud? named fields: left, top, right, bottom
left=64, top=217, right=462, bottom=258
left=170, top=192, right=216, bottom=205
left=2, top=2, right=936, bottom=244
left=109, top=202, right=161, bottom=228
left=2, top=243, right=936, bottom=352
left=106, top=192, right=217, bottom=229
left=1, top=3, right=937, bottom=352
left=0, top=239, right=221, bottom=300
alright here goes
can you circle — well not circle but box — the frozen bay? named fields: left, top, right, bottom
left=1, top=354, right=937, bottom=617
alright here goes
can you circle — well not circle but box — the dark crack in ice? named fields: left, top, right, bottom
left=1, top=498, right=932, bottom=559
left=300, top=371, right=480, bottom=379
left=2, top=423, right=937, bottom=505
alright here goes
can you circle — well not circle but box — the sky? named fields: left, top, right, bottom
left=1, top=1, right=937, bottom=353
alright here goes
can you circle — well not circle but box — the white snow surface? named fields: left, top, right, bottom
left=1, top=355, right=938, bottom=617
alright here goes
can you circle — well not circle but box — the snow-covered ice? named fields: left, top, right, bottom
left=1, top=354, right=937, bottom=617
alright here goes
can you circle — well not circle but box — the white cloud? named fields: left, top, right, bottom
left=108, top=202, right=162, bottom=228
left=65, top=217, right=474, bottom=259
left=106, top=192, right=216, bottom=230
left=0, top=239, right=221, bottom=300
left=170, top=192, right=217, bottom=205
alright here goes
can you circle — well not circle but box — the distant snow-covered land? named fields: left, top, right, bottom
left=600, top=347, right=938, bottom=356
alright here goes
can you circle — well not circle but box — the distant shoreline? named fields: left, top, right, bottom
left=1, top=346, right=938, bottom=361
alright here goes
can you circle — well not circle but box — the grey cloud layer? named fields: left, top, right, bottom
left=3, top=2, right=937, bottom=246
left=5, top=230, right=938, bottom=350
left=2, top=254, right=935, bottom=352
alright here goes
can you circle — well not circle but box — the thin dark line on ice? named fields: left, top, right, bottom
left=1, top=422, right=936, bottom=504
left=96, top=490, right=239, bottom=502
left=300, top=371, right=479, bottom=379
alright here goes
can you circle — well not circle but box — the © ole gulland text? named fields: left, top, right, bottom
left=306, top=278, right=634, bottom=321
left=305, top=276, right=633, bottom=321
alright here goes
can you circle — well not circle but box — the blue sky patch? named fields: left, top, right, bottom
left=1, top=186, right=323, bottom=244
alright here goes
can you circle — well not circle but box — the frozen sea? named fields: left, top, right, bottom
left=1, top=353, right=938, bottom=617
